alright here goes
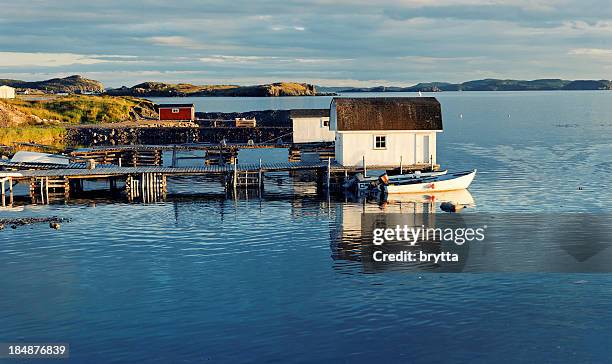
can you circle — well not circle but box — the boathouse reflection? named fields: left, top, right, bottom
left=329, top=190, right=475, bottom=273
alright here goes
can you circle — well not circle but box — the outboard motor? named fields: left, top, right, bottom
left=368, top=173, right=389, bottom=195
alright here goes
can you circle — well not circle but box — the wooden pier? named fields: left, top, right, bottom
left=0, top=160, right=349, bottom=204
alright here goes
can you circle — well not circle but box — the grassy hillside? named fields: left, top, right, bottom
left=0, top=126, right=66, bottom=146
left=1, top=95, right=156, bottom=125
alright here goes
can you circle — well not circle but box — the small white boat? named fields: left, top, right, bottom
left=351, top=170, right=448, bottom=191
left=385, top=169, right=476, bottom=194
left=10, top=151, right=70, bottom=165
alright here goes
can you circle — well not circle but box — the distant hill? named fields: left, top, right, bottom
left=318, top=79, right=612, bottom=92
left=107, top=82, right=326, bottom=97
left=0, top=75, right=104, bottom=94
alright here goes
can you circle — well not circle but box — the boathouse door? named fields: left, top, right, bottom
left=422, top=135, right=430, bottom=164
left=414, top=134, right=429, bottom=164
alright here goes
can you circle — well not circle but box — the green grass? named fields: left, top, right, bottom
left=4, top=95, right=152, bottom=124
left=0, top=126, right=66, bottom=146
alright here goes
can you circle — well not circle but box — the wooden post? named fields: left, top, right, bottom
left=363, top=156, right=367, bottom=177
left=39, top=178, right=44, bottom=204
left=141, top=173, right=145, bottom=202
left=64, top=177, right=70, bottom=200
left=29, top=178, right=35, bottom=200
left=45, top=177, right=49, bottom=202
left=154, top=174, right=159, bottom=199
left=400, top=155, right=403, bottom=174
left=126, top=175, right=131, bottom=201
left=327, top=157, right=331, bottom=191
left=1, top=179, right=5, bottom=207
left=9, top=177, right=13, bottom=205
left=258, top=158, right=262, bottom=191
left=118, top=157, right=122, bottom=167
left=148, top=173, right=153, bottom=201
left=172, top=147, right=177, bottom=167
left=233, top=159, right=237, bottom=193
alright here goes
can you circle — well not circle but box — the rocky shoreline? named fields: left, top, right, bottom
left=0, top=216, right=69, bottom=230
left=64, top=125, right=292, bottom=146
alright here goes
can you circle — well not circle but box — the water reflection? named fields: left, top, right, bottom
left=330, top=190, right=475, bottom=273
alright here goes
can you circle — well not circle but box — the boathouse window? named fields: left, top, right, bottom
left=374, top=135, right=386, bottom=149
left=171, top=108, right=180, bottom=113
left=322, top=119, right=329, bottom=127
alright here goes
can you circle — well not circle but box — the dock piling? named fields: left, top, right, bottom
left=363, top=156, right=367, bottom=177
left=258, top=158, right=262, bottom=192
left=327, top=157, right=331, bottom=192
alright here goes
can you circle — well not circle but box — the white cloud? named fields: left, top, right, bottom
left=199, top=55, right=279, bottom=63
left=569, top=48, right=612, bottom=58
left=270, top=25, right=307, bottom=32
left=396, top=55, right=484, bottom=63
left=0, top=52, right=109, bottom=67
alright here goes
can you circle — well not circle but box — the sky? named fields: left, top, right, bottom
left=0, top=0, right=611, bottom=88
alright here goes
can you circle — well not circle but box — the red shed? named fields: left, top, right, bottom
left=156, top=103, right=195, bottom=121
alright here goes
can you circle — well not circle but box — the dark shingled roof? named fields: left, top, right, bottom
left=155, top=103, right=195, bottom=109
left=332, top=97, right=442, bottom=131
left=289, top=108, right=330, bottom=118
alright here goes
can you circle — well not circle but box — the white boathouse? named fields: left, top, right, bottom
left=0, top=85, right=16, bottom=99
left=290, top=109, right=334, bottom=144
left=330, top=97, right=443, bottom=168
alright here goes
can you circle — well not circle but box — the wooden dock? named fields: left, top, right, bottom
left=0, top=160, right=349, bottom=204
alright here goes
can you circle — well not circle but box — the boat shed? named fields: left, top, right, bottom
left=0, top=85, right=16, bottom=99
left=290, top=108, right=334, bottom=143
left=330, top=97, right=443, bottom=167
left=156, top=103, right=195, bottom=121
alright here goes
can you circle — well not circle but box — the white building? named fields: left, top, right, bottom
left=290, top=109, right=334, bottom=144
left=0, top=85, right=15, bottom=99
left=330, top=97, right=443, bottom=168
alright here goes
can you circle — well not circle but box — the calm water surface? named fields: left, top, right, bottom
left=1, top=92, right=612, bottom=363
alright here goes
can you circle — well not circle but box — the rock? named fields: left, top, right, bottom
left=440, top=202, right=457, bottom=213
left=49, top=222, right=61, bottom=230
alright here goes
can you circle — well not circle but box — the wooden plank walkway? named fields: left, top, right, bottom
left=4, top=160, right=345, bottom=179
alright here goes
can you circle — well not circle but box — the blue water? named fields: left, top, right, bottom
left=2, top=91, right=612, bottom=363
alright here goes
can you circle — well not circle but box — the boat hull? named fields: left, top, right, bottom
left=356, top=170, right=448, bottom=190
left=385, top=170, right=476, bottom=194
